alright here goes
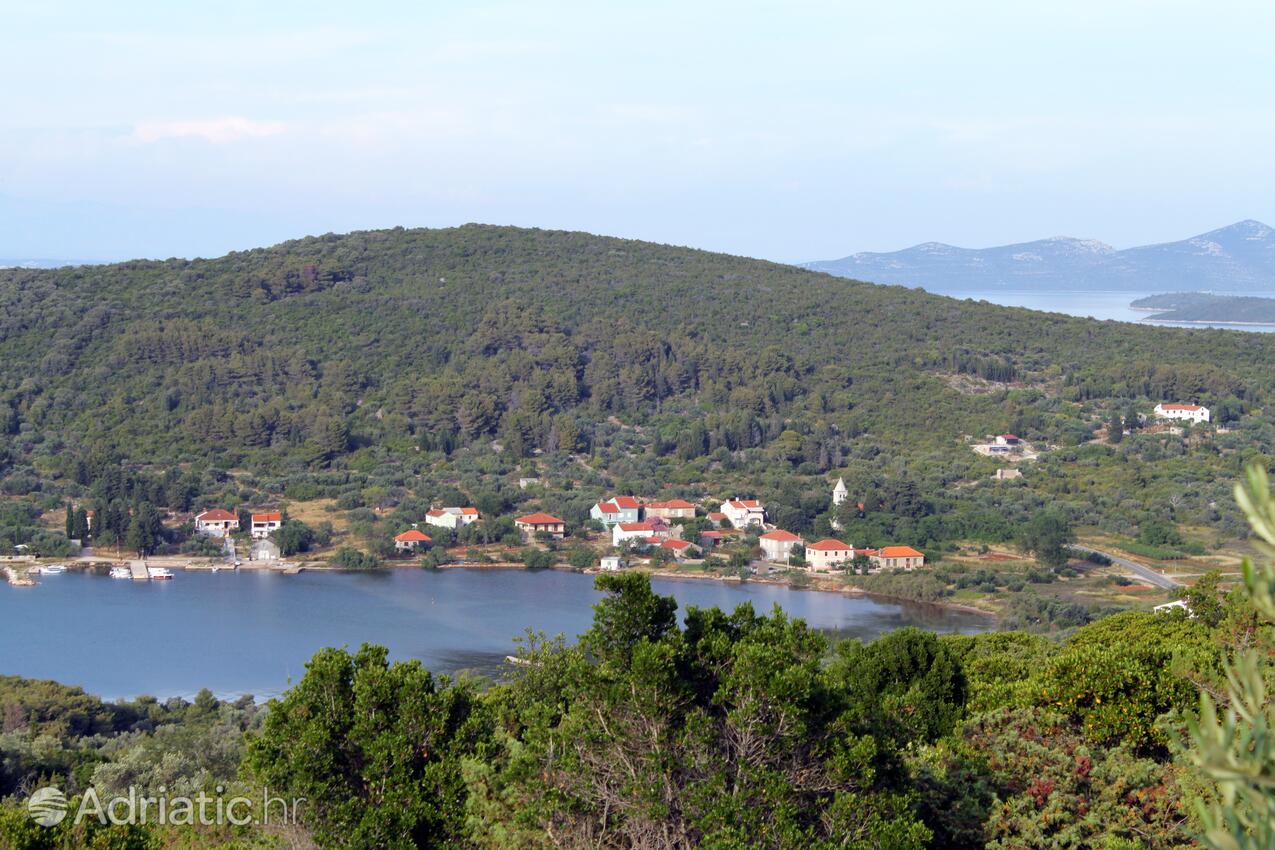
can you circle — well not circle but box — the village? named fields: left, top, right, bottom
left=174, top=478, right=926, bottom=579
left=3, top=399, right=1214, bottom=592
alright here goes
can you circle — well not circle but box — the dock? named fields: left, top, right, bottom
left=3, top=566, right=36, bottom=587
left=129, top=560, right=150, bottom=581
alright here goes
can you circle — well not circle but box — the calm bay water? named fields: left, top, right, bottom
left=0, top=568, right=990, bottom=701
left=926, top=288, right=1275, bottom=331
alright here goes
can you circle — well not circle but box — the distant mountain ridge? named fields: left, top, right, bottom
left=806, top=220, right=1275, bottom=292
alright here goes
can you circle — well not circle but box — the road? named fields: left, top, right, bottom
left=1069, top=544, right=1181, bottom=589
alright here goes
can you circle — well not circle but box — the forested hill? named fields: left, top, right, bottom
left=1, top=224, right=1273, bottom=504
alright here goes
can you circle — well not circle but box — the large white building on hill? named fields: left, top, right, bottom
left=1154, top=403, right=1210, bottom=423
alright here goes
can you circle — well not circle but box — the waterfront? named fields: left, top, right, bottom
left=0, top=568, right=991, bottom=701
left=923, top=287, right=1275, bottom=331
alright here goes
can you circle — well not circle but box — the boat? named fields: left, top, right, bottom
left=147, top=567, right=174, bottom=580
left=109, top=566, right=132, bottom=580
left=38, top=564, right=67, bottom=575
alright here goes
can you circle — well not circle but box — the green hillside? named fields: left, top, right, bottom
left=2, top=224, right=1273, bottom=550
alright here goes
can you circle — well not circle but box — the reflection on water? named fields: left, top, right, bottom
left=0, top=569, right=991, bottom=700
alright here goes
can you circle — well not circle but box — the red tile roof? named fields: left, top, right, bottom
left=395, top=529, right=432, bottom=543
left=613, top=496, right=641, bottom=510
left=707, top=512, right=726, bottom=520
left=648, top=499, right=696, bottom=509
left=760, top=530, right=801, bottom=542
left=426, top=509, right=448, bottom=517
left=1160, top=403, right=1203, bottom=411
left=807, top=539, right=852, bottom=552
left=516, top=512, right=564, bottom=526
left=879, top=546, right=924, bottom=558
left=661, top=539, right=693, bottom=550
left=595, top=501, right=621, bottom=514
left=252, top=512, right=282, bottom=523
left=618, top=521, right=656, bottom=532
left=459, top=507, right=479, bottom=515
left=727, top=499, right=763, bottom=509
left=196, top=509, right=237, bottom=522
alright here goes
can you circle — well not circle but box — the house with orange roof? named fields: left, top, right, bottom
left=424, top=506, right=481, bottom=530
left=719, top=498, right=765, bottom=529
left=590, top=496, right=641, bottom=526
left=871, top=545, right=926, bottom=570
left=805, top=539, right=854, bottom=572
left=657, top=538, right=698, bottom=560
left=645, top=499, right=697, bottom=520
left=1153, top=402, right=1210, bottom=423
left=706, top=511, right=727, bottom=527
left=194, top=509, right=239, bottom=537
left=250, top=511, right=283, bottom=539
left=394, top=528, right=432, bottom=552
left=515, top=512, right=566, bottom=540
left=759, top=529, right=801, bottom=563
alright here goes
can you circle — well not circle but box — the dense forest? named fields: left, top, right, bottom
left=1, top=225, right=1274, bottom=558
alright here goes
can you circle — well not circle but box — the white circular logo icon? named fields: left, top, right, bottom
left=28, top=786, right=68, bottom=827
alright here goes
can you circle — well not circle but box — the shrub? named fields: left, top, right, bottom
left=330, top=548, right=382, bottom=570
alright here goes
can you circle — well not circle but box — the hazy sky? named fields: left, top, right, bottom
left=3, top=0, right=1273, bottom=263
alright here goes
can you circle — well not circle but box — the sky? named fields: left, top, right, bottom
left=2, top=0, right=1274, bottom=264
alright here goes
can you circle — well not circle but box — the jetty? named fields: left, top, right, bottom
left=3, top=566, right=37, bottom=587
left=129, top=560, right=150, bottom=581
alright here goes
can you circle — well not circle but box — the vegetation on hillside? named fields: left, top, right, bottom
left=1, top=226, right=1273, bottom=568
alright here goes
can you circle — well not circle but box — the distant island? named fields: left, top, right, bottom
left=1131, top=291, right=1275, bottom=326
left=806, top=219, right=1275, bottom=293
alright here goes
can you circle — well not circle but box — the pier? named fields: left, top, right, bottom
left=3, top=566, right=36, bottom=587
left=129, top=560, right=150, bottom=581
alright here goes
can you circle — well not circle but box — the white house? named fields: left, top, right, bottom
left=1154, top=403, right=1210, bottom=424
left=590, top=496, right=642, bottom=526
left=720, top=499, right=766, bottom=529
left=1153, top=599, right=1193, bottom=616
left=194, top=509, right=239, bottom=537
left=424, top=507, right=480, bottom=530
left=250, top=512, right=282, bottom=539
left=759, top=529, right=801, bottom=563
left=612, top=518, right=672, bottom=547
left=599, top=555, right=624, bottom=572
left=805, top=539, right=854, bottom=571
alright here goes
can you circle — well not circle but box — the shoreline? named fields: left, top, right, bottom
left=36, top=556, right=997, bottom=620
left=1140, top=316, right=1275, bottom=327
